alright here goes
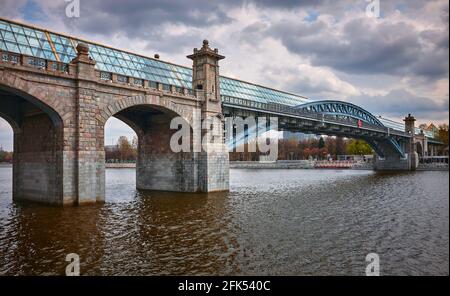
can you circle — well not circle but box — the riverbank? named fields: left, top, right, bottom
left=230, top=160, right=449, bottom=171
left=4, top=161, right=448, bottom=170
left=106, top=163, right=136, bottom=168
left=230, top=160, right=314, bottom=169
left=230, top=160, right=374, bottom=170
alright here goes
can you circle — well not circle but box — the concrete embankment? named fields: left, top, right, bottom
left=230, top=160, right=374, bottom=170
left=230, top=160, right=448, bottom=171
left=106, top=163, right=136, bottom=168
left=417, top=164, right=449, bottom=171
left=230, top=160, right=315, bottom=169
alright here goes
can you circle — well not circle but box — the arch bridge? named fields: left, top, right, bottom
left=0, top=18, right=435, bottom=205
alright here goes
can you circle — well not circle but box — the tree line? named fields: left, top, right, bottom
left=105, top=136, right=138, bottom=162
left=0, top=149, right=13, bottom=163
left=229, top=136, right=373, bottom=161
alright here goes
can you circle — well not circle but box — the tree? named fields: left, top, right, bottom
left=117, top=136, right=137, bottom=162
left=0, top=148, right=13, bottom=163
left=318, top=137, right=325, bottom=149
left=437, top=124, right=449, bottom=146
left=335, top=137, right=346, bottom=156
left=132, top=135, right=138, bottom=150
left=346, top=139, right=373, bottom=155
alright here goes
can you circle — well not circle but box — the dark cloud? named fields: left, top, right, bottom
left=52, top=0, right=330, bottom=38
left=41, top=0, right=447, bottom=83
left=57, top=0, right=234, bottom=38
left=349, top=89, right=449, bottom=120
left=266, top=17, right=449, bottom=79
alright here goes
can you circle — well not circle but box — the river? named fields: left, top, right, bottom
left=0, top=167, right=448, bottom=275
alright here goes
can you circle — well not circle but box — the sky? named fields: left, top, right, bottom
left=0, top=0, right=448, bottom=151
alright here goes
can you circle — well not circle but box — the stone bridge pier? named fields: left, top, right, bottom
left=0, top=41, right=229, bottom=206
left=373, top=114, right=419, bottom=171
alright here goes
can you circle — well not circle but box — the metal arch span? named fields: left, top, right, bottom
left=294, top=100, right=385, bottom=127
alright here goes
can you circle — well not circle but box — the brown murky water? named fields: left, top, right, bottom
left=0, top=167, right=448, bottom=275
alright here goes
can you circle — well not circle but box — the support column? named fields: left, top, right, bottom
left=372, top=114, right=419, bottom=171
left=187, top=40, right=229, bottom=192
left=404, top=114, right=418, bottom=170
left=70, top=43, right=105, bottom=204
left=136, top=114, right=199, bottom=192
left=13, top=113, right=64, bottom=204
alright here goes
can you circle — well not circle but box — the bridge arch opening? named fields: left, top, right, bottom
left=102, top=102, right=196, bottom=198
left=0, top=84, right=64, bottom=204
left=0, top=117, right=13, bottom=203
left=104, top=116, right=138, bottom=202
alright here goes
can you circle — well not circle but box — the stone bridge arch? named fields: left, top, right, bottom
left=100, top=94, right=200, bottom=193
left=100, top=94, right=194, bottom=130
left=0, top=71, right=66, bottom=128
left=0, top=75, right=68, bottom=205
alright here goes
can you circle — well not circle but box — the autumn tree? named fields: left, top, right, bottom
left=335, top=137, right=346, bottom=156
left=318, top=137, right=325, bottom=149
left=117, top=136, right=137, bottom=162
left=437, top=124, right=449, bottom=146
left=346, top=139, right=373, bottom=155
left=0, top=149, right=13, bottom=163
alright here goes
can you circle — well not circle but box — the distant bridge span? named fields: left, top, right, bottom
left=0, top=18, right=440, bottom=206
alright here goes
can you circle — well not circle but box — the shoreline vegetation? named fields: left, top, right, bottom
left=101, top=161, right=448, bottom=171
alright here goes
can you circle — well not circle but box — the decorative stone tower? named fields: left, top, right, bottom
left=187, top=39, right=224, bottom=115
left=404, top=113, right=416, bottom=135
left=187, top=40, right=229, bottom=192
left=404, top=113, right=418, bottom=170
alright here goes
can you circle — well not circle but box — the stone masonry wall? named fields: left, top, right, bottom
left=13, top=113, right=63, bottom=204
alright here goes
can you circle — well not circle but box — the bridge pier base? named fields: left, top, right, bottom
left=12, top=113, right=68, bottom=205
left=373, top=152, right=418, bottom=171
left=136, top=114, right=229, bottom=192
left=136, top=151, right=229, bottom=193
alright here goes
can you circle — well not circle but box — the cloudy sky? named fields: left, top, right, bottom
left=0, top=0, right=448, bottom=151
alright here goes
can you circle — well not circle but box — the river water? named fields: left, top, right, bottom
left=0, top=167, right=448, bottom=275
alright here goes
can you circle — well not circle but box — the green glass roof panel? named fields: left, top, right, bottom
left=0, top=21, right=9, bottom=30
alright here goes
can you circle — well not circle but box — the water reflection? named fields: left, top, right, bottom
left=0, top=167, right=448, bottom=275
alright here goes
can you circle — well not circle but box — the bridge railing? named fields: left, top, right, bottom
left=1, top=50, right=70, bottom=74
left=222, top=95, right=410, bottom=137
left=1, top=50, right=197, bottom=99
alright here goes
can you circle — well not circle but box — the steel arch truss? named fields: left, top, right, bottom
left=294, top=100, right=385, bottom=127
left=366, top=138, right=406, bottom=158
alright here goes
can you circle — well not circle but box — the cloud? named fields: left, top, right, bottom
left=349, top=89, right=449, bottom=122
left=263, top=14, right=449, bottom=79
left=61, top=0, right=234, bottom=37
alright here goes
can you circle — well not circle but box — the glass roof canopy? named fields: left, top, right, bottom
left=0, top=18, right=308, bottom=106
left=378, top=116, right=434, bottom=138
left=0, top=18, right=428, bottom=136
